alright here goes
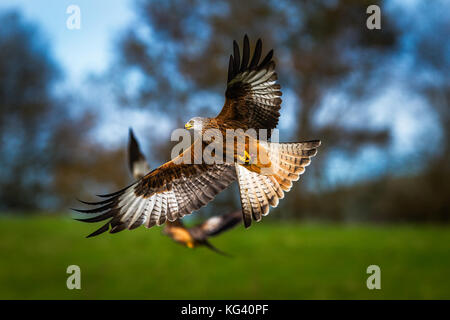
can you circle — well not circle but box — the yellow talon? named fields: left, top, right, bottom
left=238, top=150, right=251, bottom=164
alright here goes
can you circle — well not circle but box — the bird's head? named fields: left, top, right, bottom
left=185, top=117, right=206, bottom=131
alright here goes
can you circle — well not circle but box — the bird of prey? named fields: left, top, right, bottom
left=128, top=128, right=241, bottom=255
left=75, top=35, right=321, bottom=236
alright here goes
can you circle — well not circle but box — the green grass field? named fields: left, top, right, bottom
left=0, top=216, right=449, bottom=299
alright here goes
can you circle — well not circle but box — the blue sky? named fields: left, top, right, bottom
left=0, top=0, right=135, bottom=85
left=0, top=0, right=423, bottom=87
left=0, top=0, right=153, bottom=148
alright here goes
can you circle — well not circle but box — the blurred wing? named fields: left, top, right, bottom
left=194, top=210, right=242, bottom=237
left=216, top=35, right=282, bottom=131
left=75, top=141, right=236, bottom=237
left=202, top=240, right=232, bottom=257
left=128, top=128, right=150, bottom=180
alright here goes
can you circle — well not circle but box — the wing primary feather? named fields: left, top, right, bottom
left=259, top=49, right=273, bottom=67
left=248, top=175, right=262, bottom=222
left=109, top=223, right=127, bottom=234
left=77, top=197, right=115, bottom=206
left=236, top=166, right=253, bottom=228
left=240, top=34, right=250, bottom=72
left=86, top=222, right=110, bottom=238
left=96, top=183, right=134, bottom=198
left=228, top=55, right=234, bottom=82
left=158, top=194, right=168, bottom=226
left=128, top=198, right=147, bottom=228
left=233, top=40, right=240, bottom=74
left=149, top=194, right=162, bottom=227
left=71, top=201, right=116, bottom=214
left=75, top=208, right=120, bottom=223
left=142, top=196, right=155, bottom=228
left=243, top=192, right=252, bottom=228
left=249, top=38, right=262, bottom=69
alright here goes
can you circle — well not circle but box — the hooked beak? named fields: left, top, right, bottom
left=185, top=122, right=193, bottom=130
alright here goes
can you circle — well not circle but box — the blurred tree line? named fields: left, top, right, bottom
left=0, top=0, right=448, bottom=222
left=0, top=12, right=129, bottom=211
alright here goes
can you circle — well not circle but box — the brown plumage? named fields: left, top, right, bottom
left=74, top=35, right=321, bottom=234
left=128, top=128, right=241, bottom=255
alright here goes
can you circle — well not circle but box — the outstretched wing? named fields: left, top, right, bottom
left=128, top=128, right=150, bottom=180
left=235, top=140, right=321, bottom=228
left=128, top=129, right=188, bottom=230
left=75, top=141, right=236, bottom=237
left=192, top=210, right=242, bottom=238
left=216, top=35, right=282, bottom=132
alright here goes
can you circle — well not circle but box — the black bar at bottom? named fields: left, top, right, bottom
left=0, top=300, right=446, bottom=318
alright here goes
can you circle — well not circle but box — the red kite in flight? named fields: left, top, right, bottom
left=75, top=35, right=320, bottom=235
